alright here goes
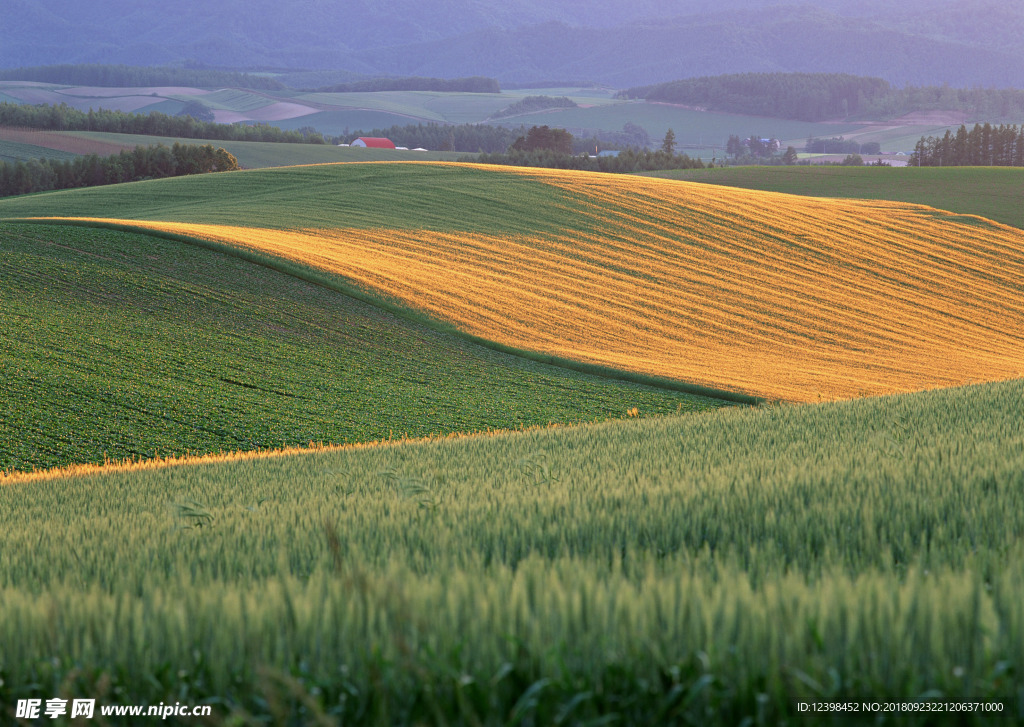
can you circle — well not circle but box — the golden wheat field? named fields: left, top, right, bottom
left=38, top=164, right=1024, bottom=402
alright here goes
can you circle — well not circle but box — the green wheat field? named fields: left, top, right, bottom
left=2, top=380, right=1023, bottom=724
left=2, top=162, right=1023, bottom=725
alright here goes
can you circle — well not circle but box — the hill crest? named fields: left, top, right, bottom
left=5, top=162, right=1022, bottom=402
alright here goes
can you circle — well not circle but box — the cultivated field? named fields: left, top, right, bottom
left=0, top=138, right=80, bottom=164
left=644, top=166, right=1024, bottom=231
left=0, top=80, right=977, bottom=152
left=0, top=126, right=134, bottom=156
left=2, top=378, right=1022, bottom=724
left=2, top=153, right=1024, bottom=726
left=4, top=162, right=1022, bottom=403
left=0, top=222, right=721, bottom=474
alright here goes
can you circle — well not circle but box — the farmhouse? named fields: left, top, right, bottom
left=351, top=137, right=396, bottom=149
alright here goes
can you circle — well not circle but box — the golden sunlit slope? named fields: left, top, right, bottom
left=20, top=163, right=1024, bottom=402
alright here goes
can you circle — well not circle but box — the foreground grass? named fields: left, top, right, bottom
left=1, top=379, right=1023, bottom=724
left=643, top=166, right=1024, bottom=230
left=0, top=222, right=722, bottom=473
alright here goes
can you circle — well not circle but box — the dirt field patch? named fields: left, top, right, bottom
left=0, top=127, right=135, bottom=156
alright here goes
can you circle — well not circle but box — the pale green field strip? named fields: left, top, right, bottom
left=0, top=222, right=723, bottom=474
left=0, top=138, right=79, bottom=163
left=2, top=379, right=1023, bottom=723
left=643, top=166, right=1024, bottom=230
left=295, top=90, right=620, bottom=124
left=189, top=88, right=276, bottom=112
left=42, top=131, right=465, bottom=168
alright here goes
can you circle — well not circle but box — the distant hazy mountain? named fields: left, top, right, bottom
left=5, top=0, right=1024, bottom=88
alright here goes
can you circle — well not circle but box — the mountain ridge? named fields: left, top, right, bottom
left=4, top=1, right=1024, bottom=88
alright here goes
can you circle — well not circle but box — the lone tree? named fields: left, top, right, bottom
left=661, top=128, right=676, bottom=154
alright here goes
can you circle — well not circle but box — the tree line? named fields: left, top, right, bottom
left=0, top=143, right=239, bottom=198
left=0, top=102, right=327, bottom=144
left=471, top=147, right=705, bottom=174
left=470, top=126, right=703, bottom=173
left=0, top=64, right=286, bottom=90
left=621, top=73, right=891, bottom=122
left=621, top=72, right=1024, bottom=122
left=910, top=123, right=1024, bottom=166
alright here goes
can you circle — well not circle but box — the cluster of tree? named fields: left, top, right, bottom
left=472, top=147, right=705, bottom=174
left=0, top=143, right=239, bottom=198
left=805, top=137, right=881, bottom=155
left=0, top=102, right=327, bottom=144
left=470, top=126, right=703, bottom=173
left=490, top=96, right=577, bottom=119
left=621, top=72, right=1024, bottom=123
left=314, top=76, right=499, bottom=93
left=910, top=123, right=1024, bottom=166
left=621, top=73, right=892, bottom=122
left=340, top=123, right=520, bottom=153
left=509, top=125, right=574, bottom=155
left=547, top=122, right=650, bottom=153
left=0, top=64, right=285, bottom=90
left=721, top=149, right=801, bottom=166
left=725, top=135, right=782, bottom=158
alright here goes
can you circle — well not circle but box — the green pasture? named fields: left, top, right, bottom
left=488, top=102, right=865, bottom=149
left=52, top=131, right=463, bottom=167
left=294, top=89, right=619, bottom=126
left=133, top=98, right=187, bottom=116
left=642, top=165, right=1024, bottom=230
left=272, top=110, right=446, bottom=138
left=296, top=91, right=475, bottom=122
left=836, top=124, right=959, bottom=153
left=0, top=139, right=79, bottom=164
left=0, top=162, right=589, bottom=234
left=187, top=88, right=275, bottom=112
left=839, top=120, right=1024, bottom=153
left=0, top=222, right=722, bottom=474
left=2, top=378, right=1022, bottom=723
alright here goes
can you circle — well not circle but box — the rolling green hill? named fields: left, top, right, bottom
left=0, top=162, right=588, bottom=232
left=4, top=162, right=1022, bottom=405
left=0, top=221, right=723, bottom=474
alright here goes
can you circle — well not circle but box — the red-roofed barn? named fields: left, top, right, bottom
left=351, top=137, right=396, bottom=149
